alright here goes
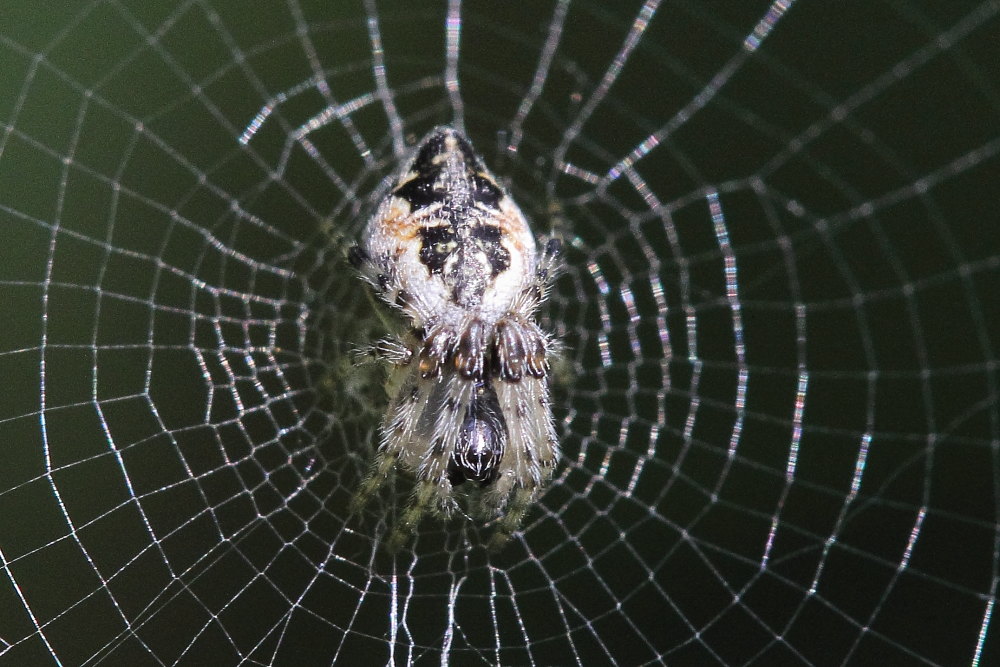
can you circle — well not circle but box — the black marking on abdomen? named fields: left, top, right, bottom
left=393, top=127, right=503, bottom=213
left=418, top=226, right=458, bottom=275
left=471, top=173, right=501, bottom=209
left=470, top=224, right=510, bottom=277
left=393, top=172, right=445, bottom=209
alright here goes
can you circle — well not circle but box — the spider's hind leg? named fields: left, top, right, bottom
left=349, top=449, right=399, bottom=516
left=350, top=363, right=421, bottom=518
left=486, top=485, right=538, bottom=552
left=385, top=478, right=448, bottom=552
left=483, top=367, right=559, bottom=552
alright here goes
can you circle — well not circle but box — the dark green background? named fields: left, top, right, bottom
left=1, top=1, right=998, bottom=664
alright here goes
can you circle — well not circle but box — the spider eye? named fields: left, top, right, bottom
left=448, top=383, right=507, bottom=486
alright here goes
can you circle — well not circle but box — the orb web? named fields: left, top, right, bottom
left=0, top=1, right=997, bottom=665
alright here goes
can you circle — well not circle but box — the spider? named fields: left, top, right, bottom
left=348, top=126, right=560, bottom=551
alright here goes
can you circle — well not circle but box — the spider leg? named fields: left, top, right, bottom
left=487, top=486, right=538, bottom=552
left=349, top=449, right=399, bottom=515
left=483, top=350, right=558, bottom=549
left=535, top=237, right=562, bottom=294
left=350, top=367, right=424, bottom=515
left=352, top=337, right=413, bottom=366
left=386, top=478, right=440, bottom=552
